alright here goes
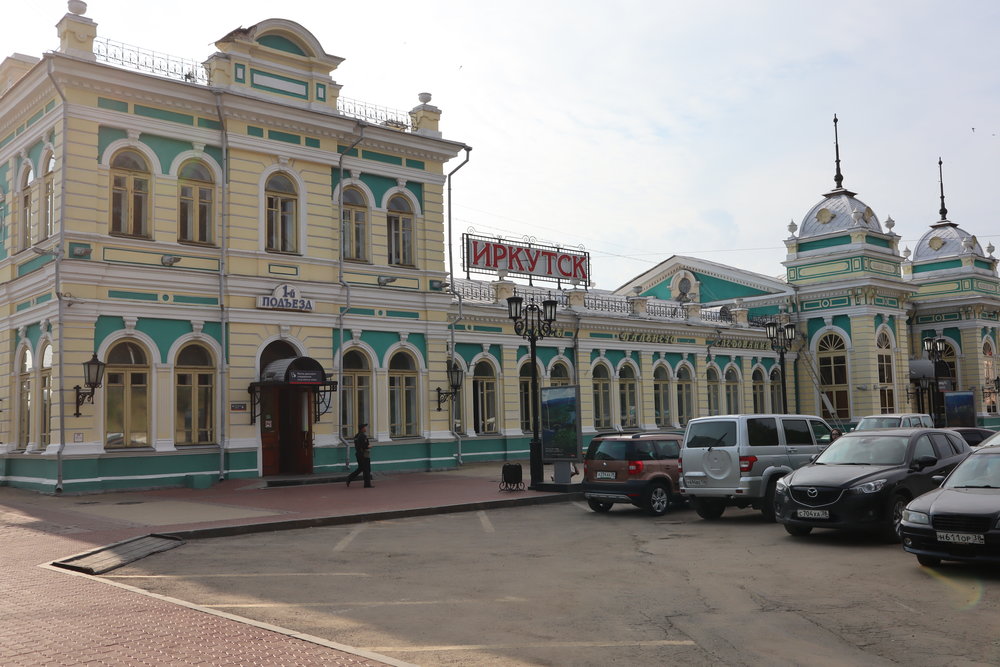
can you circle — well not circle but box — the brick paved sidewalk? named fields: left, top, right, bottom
left=0, top=462, right=574, bottom=665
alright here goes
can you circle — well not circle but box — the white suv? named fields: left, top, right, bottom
left=855, top=414, right=933, bottom=430
left=679, top=414, right=834, bottom=521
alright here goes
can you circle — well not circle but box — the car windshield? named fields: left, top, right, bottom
left=945, top=454, right=1000, bottom=488
left=685, top=421, right=737, bottom=448
left=815, top=434, right=908, bottom=465
left=976, top=431, right=1000, bottom=449
left=856, top=417, right=901, bottom=430
left=586, top=440, right=628, bottom=461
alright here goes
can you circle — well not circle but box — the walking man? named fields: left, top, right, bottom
left=346, top=423, right=372, bottom=487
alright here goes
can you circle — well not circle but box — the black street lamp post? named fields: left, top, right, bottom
left=507, top=293, right=558, bottom=488
left=765, top=321, right=798, bottom=414
left=924, top=336, right=948, bottom=427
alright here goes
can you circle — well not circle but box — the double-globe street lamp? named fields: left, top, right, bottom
left=507, top=293, right=558, bottom=488
left=923, top=336, right=948, bottom=427
left=765, top=321, right=798, bottom=414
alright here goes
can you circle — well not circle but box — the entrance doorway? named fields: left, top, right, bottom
left=260, top=385, right=314, bottom=475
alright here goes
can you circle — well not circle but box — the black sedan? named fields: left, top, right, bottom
left=774, top=428, right=970, bottom=540
left=901, top=443, right=1000, bottom=567
left=948, top=427, right=997, bottom=448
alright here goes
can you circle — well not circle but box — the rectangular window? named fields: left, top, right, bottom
left=782, top=419, right=813, bottom=445
left=388, top=215, right=413, bottom=265
left=266, top=196, right=297, bottom=252
left=620, top=381, right=637, bottom=428
left=593, top=380, right=611, bottom=429
left=342, top=209, right=367, bottom=260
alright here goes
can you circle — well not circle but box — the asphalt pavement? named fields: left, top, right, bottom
left=0, top=460, right=578, bottom=666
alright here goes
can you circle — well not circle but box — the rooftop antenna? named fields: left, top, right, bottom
left=938, top=157, right=948, bottom=221
left=833, top=114, right=844, bottom=190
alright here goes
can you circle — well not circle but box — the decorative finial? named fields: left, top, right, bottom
left=833, top=114, right=844, bottom=190
left=418, top=92, right=432, bottom=104
left=68, top=0, right=87, bottom=15
left=884, top=215, right=895, bottom=231
left=787, top=218, right=798, bottom=235
left=938, top=157, right=948, bottom=221
left=903, top=246, right=911, bottom=259
left=988, top=242, right=996, bottom=257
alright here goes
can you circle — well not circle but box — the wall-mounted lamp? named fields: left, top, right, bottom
left=71, top=246, right=93, bottom=258
left=74, top=353, right=106, bottom=417
left=161, top=255, right=181, bottom=266
left=435, top=363, right=464, bottom=411
left=377, top=275, right=397, bottom=286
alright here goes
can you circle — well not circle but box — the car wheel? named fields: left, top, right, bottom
left=916, top=554, right=941, bottom=567
left=587, top=498, right=612, bottom=513
left=761, top=479, right=778, bottom=523
left=692, top=497, right=725, bottom=520
left=883, top=494, right=909, bottom=543
left=644, top=483, right=671, bottom=516
left=784, top=524, right=813, bottom=537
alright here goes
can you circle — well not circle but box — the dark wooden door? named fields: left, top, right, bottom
left=261, top=388, right=280, bottom=475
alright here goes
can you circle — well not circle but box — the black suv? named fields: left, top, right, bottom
left=775, top=428, right=970, bottom=541
left=582, top=432, right=683, bottom=516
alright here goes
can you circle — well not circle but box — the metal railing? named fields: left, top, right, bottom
left=645, top=301, right=688, bottom=320
left=337, top=97, right=411, bottom=131
left=701, top=309, right=734, bottom=324
left=94, top=37, right=209, bottom=84
left=584, top=294, right=632, bottom=314
left=453, top=281, right=495, bottom=303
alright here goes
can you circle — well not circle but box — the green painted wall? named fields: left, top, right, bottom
left=691, top=271, right=771, bottom=301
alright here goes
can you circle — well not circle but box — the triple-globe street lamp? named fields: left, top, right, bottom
left=765, top=321, right=798, bottom=414
left=506, top=293, right=558, bottom=487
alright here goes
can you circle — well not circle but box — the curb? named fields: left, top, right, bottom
left=162, top=491, right=583, bottom=540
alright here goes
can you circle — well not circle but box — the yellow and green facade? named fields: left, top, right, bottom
left=1, top=8, right=997, bottom=494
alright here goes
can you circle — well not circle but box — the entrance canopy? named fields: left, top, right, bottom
left=249, top=356, right=337, bottom=424
left=262, top=356, right=326, bottom=384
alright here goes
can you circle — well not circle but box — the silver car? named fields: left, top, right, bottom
left=680, top=414, right=834, bottom=521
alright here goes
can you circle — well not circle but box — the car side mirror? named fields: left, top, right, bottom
left=910, top=455, right=937, bottom=471
left=932, top=474, right=946, bottom=486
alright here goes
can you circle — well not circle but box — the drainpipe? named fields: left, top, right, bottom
left=336, top=125, right=365, bottom=465
left=213, top=91, right=229, bottom=481
left=445, top=147, right=471, bottom=463
left=46, top=59, right=68, bottom=493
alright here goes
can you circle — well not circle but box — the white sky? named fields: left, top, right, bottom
left=6, top=0, right=1000, bottom=291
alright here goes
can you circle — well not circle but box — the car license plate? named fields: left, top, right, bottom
left=684, top=477, right=704, bottom=487
left=595, top=471, right=616, bottom=480
left=797, top=509, right=829, bottom=519
left=936, top=531, right=985, bottom=545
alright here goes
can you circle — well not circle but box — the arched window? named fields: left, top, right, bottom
left=341, top=349, right=371, bottom=438
left=110, top=150, right=150, bottom=237
left=619, top=365, right=638, bottom=429
left=592, top=364, right=612, bottom=430
left=341, top=187, right=368, bottom=261
left=752, top=368, right=766, bottom=413
left=265, top=173, right=298, bottom=253
left=550, top=362, right=570, bottom=387
left=984, top=341, right=997, bottom=415
left=43, top=153, right=55, bottom=240
left=105, top=341, right=151, bottom=449
left=388, top=351, right=417, bottom=437
left=653, top=366, right=671, bottom=427
left=20, top=164, right=34, bottom=251
left=876, top=331, right=895, bottom=413
left=174, top=344, right=215, bottom=445
left=178, top=161, right=214, bottom=244
left=818, top=333, right=849, bottom=420
left=40, top=345, right=53, bottom=449
left=473, top=360, right=498, bottom=434
left=676, top=366, right=693, bottom=425
left=519, top=362, right=536, bottom=432
left=706, top=367, right=721, bottom=416
left=17, top=349, right=33, bottom=450
left=387, top=195, right=413, bottom=266
left=725, top=367, right=740, bottom=414
left=769, top=367, right=783, bottom=413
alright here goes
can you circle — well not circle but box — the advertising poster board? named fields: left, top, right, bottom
left=944, top=391, right=976, bottom=427
left=541, top=385, right=581, bottom=461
